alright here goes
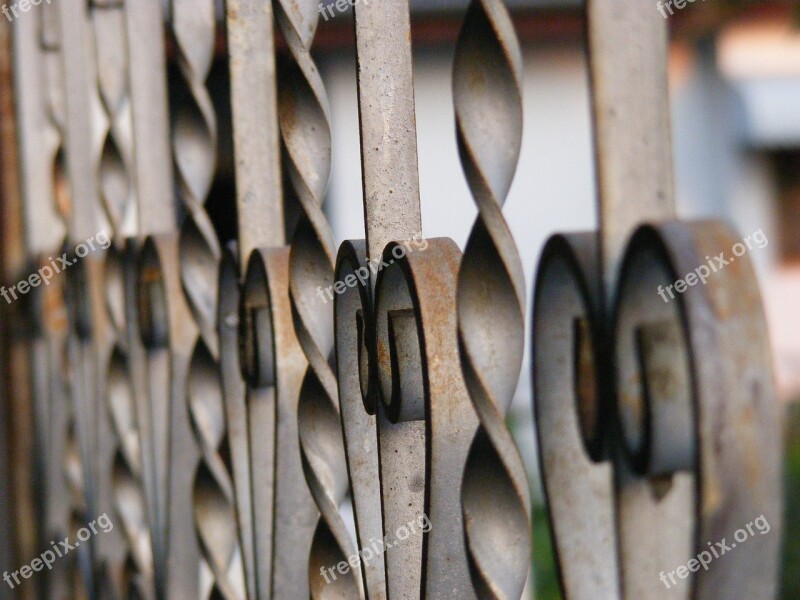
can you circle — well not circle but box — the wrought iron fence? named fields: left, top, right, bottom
left=0, top=0, right=784, bottom=598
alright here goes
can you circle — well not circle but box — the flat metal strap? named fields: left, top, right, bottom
left=227, top=0, right=284, bottom=260
left=59, top=0, right=102, bottom=243
left=588, top=0, right=675, bottom=289
left=126, top=0, right=174, bottom=232
left=58, top=0, right=111, bottom=594
left=354, top=0, right=422, bottom=259
left=353, top=2, right=425, bottom=598
left=14, top=7, right=64, bottom=255
left=123, top=0, right=174, bottom=593
left=226, top=1, right=321, bottom=598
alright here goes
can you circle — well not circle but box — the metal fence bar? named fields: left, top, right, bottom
left=534, top=3, right=783, bottom=600
left=350, top=1, right=425, bottom=597
left=453, top=0, right=532, bottom=597
left=161, top=0, right=222, bottom=593
left=124, top=0, right=173, bottom=594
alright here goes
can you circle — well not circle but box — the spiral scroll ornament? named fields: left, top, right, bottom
left=453, top=1, right=532, bottom=597
left=275, top=0, right=361, bottom=596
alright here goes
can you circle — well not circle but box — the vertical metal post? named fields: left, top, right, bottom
left=352, top=2, right=424, bottom=596
left=123, top=0, right=174, bottom=593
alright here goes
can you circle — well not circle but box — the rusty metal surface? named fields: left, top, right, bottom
left=533, top=3, right=783, bottom=600
left=20, top=4, right=74, bottom=597
left=334, top=240, right=385, bottom=600
left=351, top=1, right=426, bottom=597
left=614, top=221, right=782, bottom=599
left=224, top=1, right=277, bottom=596
left=533, top=233, right=620, bottom=600
left=587, top=0, right=675, bottom=291
left=226, top=0, right=284, bottom=260
left=3, top=1, right=786, bottom=598
left=373, top=239, right=476, bottom=599
left=273, top=0, right=361, bottom=597
left=225, top=0, right=317, bottom=595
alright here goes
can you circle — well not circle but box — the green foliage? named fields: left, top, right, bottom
left=532, top=503, right=562, bottom=600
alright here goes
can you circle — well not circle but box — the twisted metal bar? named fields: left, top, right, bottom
left=167, top=0, right=232, bottom=594
left=189, top=340, right=246, bottom=599
left=453, top=1, right=532, bottom=597
left=109, top=245, right=155, bottom=598
left=89, top=0, right=142, bottom=591
left=274, top=0, right=360, bottom=595
left=156, top=1, right=233, bottom=598
left=172, top=0, right=221, bottom=352
left=92, top=0, right=136, bottom=239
